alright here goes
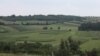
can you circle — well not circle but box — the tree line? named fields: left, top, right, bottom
left=78, top=22, right=100, bottom=31
left=0, top=37, right=99, bottom=56
left=0, top=41, right=53, bottom=56
left=0, top=22, right=5, bottom=25
left=0, top=15, right=86, bottom=22
left=43, top=26, right=61, bottom=30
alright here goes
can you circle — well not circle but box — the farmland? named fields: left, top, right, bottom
left=0, top=23, right=100, bottom=51
left=0, top=15, right=100, bottom=56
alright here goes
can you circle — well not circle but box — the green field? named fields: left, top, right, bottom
left=0, top=23, right=100, bottom=51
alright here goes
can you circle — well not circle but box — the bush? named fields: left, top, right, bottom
left=43, top=26, right=48, bottom=30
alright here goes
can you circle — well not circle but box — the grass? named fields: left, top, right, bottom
left=0, top=23, right=100, bottom=51
left=0, top=25, right=19, bottom=32
left=80, top=40, right=100, bottom=51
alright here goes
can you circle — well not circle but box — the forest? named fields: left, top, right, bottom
left=0, top=15, right=85, bottom=21
left=79, top=22, right=100, bottom=31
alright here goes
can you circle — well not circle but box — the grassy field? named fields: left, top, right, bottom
left=80, top=40, right=100, bottom=51
left=0, top=23, right=100, bottom=51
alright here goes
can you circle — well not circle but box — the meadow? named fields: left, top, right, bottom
left=0, top=23, right=100, bottom=52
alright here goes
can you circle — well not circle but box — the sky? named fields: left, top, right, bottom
left=0, top=0, right=100, bottom=16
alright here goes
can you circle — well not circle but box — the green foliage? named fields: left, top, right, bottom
left=80, top=40, right=100, bottom=51
left=0, top=22, right=5, bottom=25
left=0, top=41, right=53, bottom=55
left=84, top=48, right=99, bottom=56
left=0, top=15, right=86, bottom=23
left=43, top=26, right=48, bottom=30
left=50, top=27, right=53, bottom=30
left=79, top=22, right=100, bottom=31
left=54, top=38, right=82, bottom=56
left=58, top=26, right=61, bottom=30
left=0, top=23, right=100, bottom=53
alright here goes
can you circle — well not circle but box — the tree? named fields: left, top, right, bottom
left=41, top=44, right=53, bottom=56
left=86, top=48, right=98, bottom=56
left=69, top=29, right=72, bottom=31
left=0, top=16, right=3, bottom=18
left=50, top=27, right=53, bottom=30
left=0, top=22, right=5, bottom=25
left=68, top=36, right=73, bottom=43
left=78, top=22, right=100, bottom=31
left=54, top=40, right=70, bottom=56
left=58, top=26, right=61, bottom=30
left=11, top=14, right=16, bottom=18
left=43, top=26, right=48, bottom=30
left=68, top=37, right=80, bottom=54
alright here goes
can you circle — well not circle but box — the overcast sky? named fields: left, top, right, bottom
left=0, top=0, right=100, bottom=16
